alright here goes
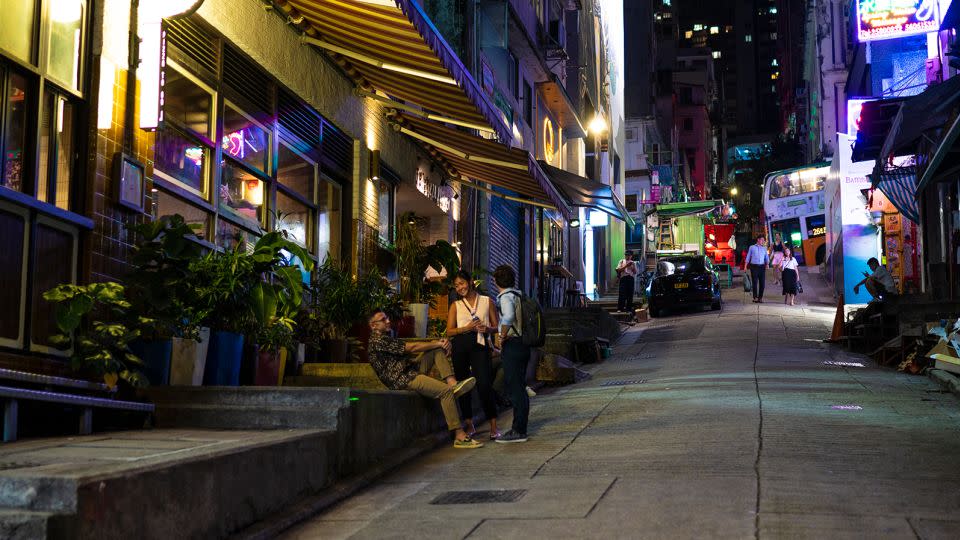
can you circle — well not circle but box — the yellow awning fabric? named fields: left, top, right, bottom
left=391, top=113, right=573, bottom=218
left=273, top=0, right=512, bottom=143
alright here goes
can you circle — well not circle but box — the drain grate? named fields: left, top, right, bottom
left=599, top=379, right=645, bottom=387
left=430, top=489, right=527, bottom=505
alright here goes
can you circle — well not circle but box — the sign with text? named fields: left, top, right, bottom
left=857, top=0, right=939, bottom=42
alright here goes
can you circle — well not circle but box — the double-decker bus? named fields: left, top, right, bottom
left=762, top=163, right=830, bottom=266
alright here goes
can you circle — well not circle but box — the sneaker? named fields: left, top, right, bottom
left=453, top=377, right=476, bottom=398
left=495, top=430, right=528, bottom=443
left=453, top=437, right=483, bottom=449
left=489, top=430, right=503, bottom=440
left=526, top=386, right=537, bottom=397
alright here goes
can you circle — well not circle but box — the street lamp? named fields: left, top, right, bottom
left=730, top=187, right=738, bottom=196
left=569, top=218, right=581, bottom=228
left=588, top=115, right=608, bottom=135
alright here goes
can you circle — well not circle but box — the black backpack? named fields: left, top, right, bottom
left=505, top=291, right=546, bottom=347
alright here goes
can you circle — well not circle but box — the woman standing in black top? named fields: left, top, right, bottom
left=446, top=271, right=501, bottom=440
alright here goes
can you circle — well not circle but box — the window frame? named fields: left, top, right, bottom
left=28, top=213, right=78, bottom=356
left=0, top=200, right=30, bottom=349
left=276, top=138, right=320, bottom=252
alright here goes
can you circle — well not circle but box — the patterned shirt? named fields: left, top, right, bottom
left=368, top=331, right=417, bottom=390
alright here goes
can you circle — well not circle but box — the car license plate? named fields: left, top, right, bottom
left=674, top=283, right=689, bottom=289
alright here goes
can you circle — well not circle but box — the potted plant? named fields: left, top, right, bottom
left=42, top=282, right=148, bottom=390
left=394, top=212, right=459, bottom=337
left=246, top=231, right=314, bottom=384
left=191, top=246, right=256, bottom=386
left=127, top=215, right=209, bottom=386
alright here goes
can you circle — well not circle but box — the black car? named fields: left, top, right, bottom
left=646, top=255, right=722, bottom=317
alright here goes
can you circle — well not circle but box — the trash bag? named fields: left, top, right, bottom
left=743, top=276, right=753, bottom=293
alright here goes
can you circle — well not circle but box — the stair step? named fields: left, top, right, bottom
left=153, top=404, right=343, bottom=430
left=143, top=386, right=351, bottom=408
left=0, top=509, right=53, bottom=540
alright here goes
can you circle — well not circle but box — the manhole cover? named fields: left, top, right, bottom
left=430, top=489, right=527, bottom=505
left=600, top=379, right=645, bottom=387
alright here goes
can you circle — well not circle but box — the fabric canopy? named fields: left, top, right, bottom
left=870, top=167, right=919, bottom=223
left=648, top=200, right=724, bottom=218
left=275, top=0, right=511, bottom=143
left=537, top=161, right=634, bottom=227
left=916, top=112, right=960, bottom=194
left=390, top=113, right=572, bottom=217
left=872, top=76, right=960, bottom=173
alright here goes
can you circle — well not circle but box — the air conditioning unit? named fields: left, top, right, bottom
left=926, top=57, right=942, bottom=84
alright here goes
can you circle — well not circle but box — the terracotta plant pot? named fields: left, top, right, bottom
left=255, top=347, right=285, bottom=386
left=318, top=338, right=349, bottom=363
left=395, top=315, right=416, bottom=338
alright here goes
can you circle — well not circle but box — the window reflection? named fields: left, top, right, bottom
left=55, top=97, right=75, bottom=210
left=217, top=218, right=257, bottom=253
left=155, top=126, right=206, bottom=194
left=277, top=191, right=310, bottom=248
left=163, top=65, right=213, bottom=137
left=219, top=159, right=263, bottom=229
left=2, top=72, right=28, bottom=193
left=47, top=0, right=83, bottom=90
left=318, top=177, right=341, bottom=262
left=0, top=0, right=35, bottom=61
left=154, top=188, right=208, bottom=240
left=277, top=143, right=314, bottom=201
left=768, top=170, right=826, bottom=199
left=223, top=105, right=269, bottom=174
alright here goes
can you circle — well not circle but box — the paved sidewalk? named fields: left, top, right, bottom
left=282, top=268, right=960, bottom=539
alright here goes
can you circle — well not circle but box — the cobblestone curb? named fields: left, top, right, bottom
left=928, top=368, right=960, bottom=397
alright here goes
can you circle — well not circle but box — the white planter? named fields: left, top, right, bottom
left=408, top=303, right=430, bottom=338
left=170, top=327, right=211, bottom=386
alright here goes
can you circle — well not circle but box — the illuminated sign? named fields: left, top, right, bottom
left=847, top=98, right=871, bottom=137
left=856, top=0, right=939, bottom=42
left=542, top=117, right=556, bottom=163
left=809, top=226, right=826, bottom=237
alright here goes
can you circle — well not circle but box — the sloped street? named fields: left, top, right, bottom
left=282, top=270, right=960, bottom=539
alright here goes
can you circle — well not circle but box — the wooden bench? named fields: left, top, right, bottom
left=0, top=368, right=154, bottom=442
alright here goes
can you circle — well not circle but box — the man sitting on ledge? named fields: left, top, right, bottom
left=853, top=257, right=897, bottom=302
left=367, top=309, right=482, bottom=449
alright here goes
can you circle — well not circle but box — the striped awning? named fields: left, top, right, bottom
left=273, top=0, right=511, bottom=143
left=390, top=113, right=572, bottom=218
left=870, top=167, right=919, bottom=223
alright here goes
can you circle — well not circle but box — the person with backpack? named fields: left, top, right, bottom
left=493, top=264, right=544, bottom=443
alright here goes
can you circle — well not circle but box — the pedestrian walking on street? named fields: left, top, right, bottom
left=447, top=270, right=501, bottom=440
left=771, top=233, right=785, bottom=285
left=780, top=247, right=799, bottom=306
left=367, top=309, right=482, bottom=449
left=616, top=250, right=639, bottom=313
left=744, top=235, right=770, bottom=303
left=493, top=265, right=532, bottom=444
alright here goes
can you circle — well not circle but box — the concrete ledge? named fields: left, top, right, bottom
left=928, top=369, right=960, bottom=397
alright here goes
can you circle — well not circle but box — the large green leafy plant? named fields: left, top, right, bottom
left=307, top=258, right=397, bottom=340
left=394, top=212, right=460, bottom=304
left=126, top=215, right=206, bottom=340
left=246, top=232, right=315, bottom=350
left=42, top=282, right=148, bottom=388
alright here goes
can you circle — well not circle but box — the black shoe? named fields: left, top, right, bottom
left=495, top=429, right=528, bottom=443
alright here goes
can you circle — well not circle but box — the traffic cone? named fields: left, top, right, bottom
left=827, top=294, right=845, bottom=342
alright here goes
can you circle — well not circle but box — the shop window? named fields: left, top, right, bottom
left=222, top=104, right=270, bottom=175
left=30, top=218, right=77, bottom=353
left=1, top=0, right=35, bottom=62
left=219, top=159, right=265, bottom=230
left=163, top=63, right=214, bottom=138
left=2, top=70, right=30, bottom=193
left=153, top=187, right=210, bottom=240
left=216, top=217, right=258, bottom=252
left=0, top=203, right=27, bottom=347
left=155, top=126, right=209, bottom=196
left=277, top=190, right=311, bottom=248
left=46, top=0, right=85, bottom=91
left=318, top=176, right=342, bottom=263
left=378, top=179, right=395, bottom=244
left=278, top=143, right=315, bottom=201
left=37, top=90, right=77, bottom=210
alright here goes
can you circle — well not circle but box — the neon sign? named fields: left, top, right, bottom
left=847, top=99, right=870, bottom=137
left=856, top=0, right=939, bottom=42
left=222, top=128, right=261, bottom=160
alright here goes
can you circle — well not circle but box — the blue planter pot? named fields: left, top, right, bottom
left=130, top=339, right=173, bottom=386
left=204, top=331, right=245, bottom=386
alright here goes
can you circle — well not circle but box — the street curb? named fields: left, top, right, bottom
left=230, top=430, right=451, bottom=540
left=928, top=369, right=960, bottom=397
